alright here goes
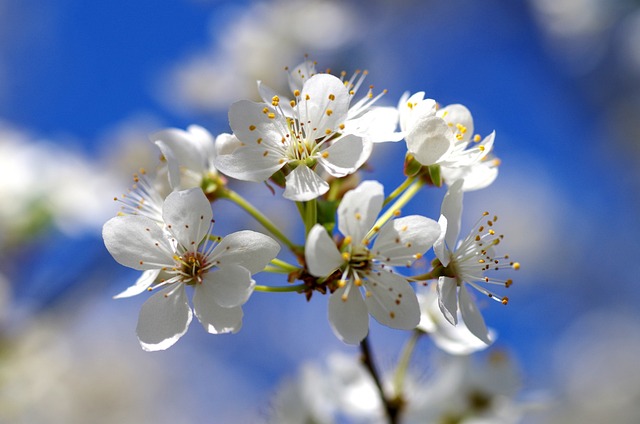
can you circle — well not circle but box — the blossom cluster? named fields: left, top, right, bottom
left=102, top=60, right=520, bottom=421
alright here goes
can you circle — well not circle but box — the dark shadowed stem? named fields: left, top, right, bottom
left=360, top=336, right=403, bottom=424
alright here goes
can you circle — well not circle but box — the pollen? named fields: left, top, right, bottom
left=326, top=109, right=333, bottom=116
left=267, top=113, right=276, bottom=119
left=341, top=252, right=351, bottom=261
left=355, top=279, right=363, bottom=287
left=249, top=125, right=256, bottom=131
left=474, top=134, right=482, bottom=142
left=325, top=129, right=332, bottom=135
left=328, top=94, right=335, bottom=101
left=338, top=279, right=347, bottom=288
left=512, top=262, right=521, bottom=270
left=322, top=151, right=329, bottom=158
left=293, top=89, right=301, bottom=97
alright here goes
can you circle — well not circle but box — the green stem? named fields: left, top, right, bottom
left=269, top=258, right=299, bottom=272
left=254, top=284, right=306, bottom=293
left=219, top=188, right=298, bottom=253
left=364, top=179, right=425, bottom=242
left=297, top=199, right=317, bottom=236
left=393, top=330, right=423, bottom=397
left=360, top=336, right=402, bottom=424
left=383, top=176, right=415, bottom=207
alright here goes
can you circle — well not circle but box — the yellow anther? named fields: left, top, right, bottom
left=343, top=235, right=352, bottom=245
left=355, top=212, right=362, bottom=220
left=389, top=311, right=396, bottom=319
left=325, top=129, right=332, bottom=135
left=474, top=134, right=482, bottom=142
left=338, top=279, right=347, bottom=288
left=512, top=262, right=521, bottom=270
left=271, top=95, right=280, bottom=106
left=489, top=229, right=495, bottom=235
left=328, top=94, right=335, bottom=101
left=501, top=297, right=509, bottom=305
left=506, top=279, right=513, bottom=288
left=290, top=100, right=296, bottom=107
left=393, top=210, right=401, bottom=216
left=322, top=151, right=329, bottom=158
left=341, top=293, right=348, bottom=302
left=326, top=109, right=333, bottom=116
left=478, top=259, right=486, bottom=264
left=355, top=279, right=363, bottom=287
left=456, top=133, right=464, bottom=141
left=401, top=225, right=408, bottom=231
left=267, top=113, right=276, bottom=119
left=479, top=145, right=485, bottom=152
left=305, top=94, right=310, bottom=100
left=365, top=291, right=372, bottom=298
left=414, top=253, right=423, bottom=260
left=256, top=138, right=262, bottom=144
left=341, top=252, right=351, bottom=261
left=339, top=123, right=345, bottom=130
left=293, top=89, right=300, bottom=97
left=249, top=125, right=256, bottom=131
left=407, top=102, right=413, bottom=109
left=262, top=107, right=269, bottom=114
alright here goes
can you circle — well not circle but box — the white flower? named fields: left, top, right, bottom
left=286, top=61, right=402, bottom=144
left=417, top=285, right=495, bottom=355
left=433, top=180, right=518, bottom=344
left=150, top=125, right=240, bottom=190
left=400, top=94, right=499, bottom=190
left=304, top=180, right=441, bottom=344
left=103, top=188, right=280, bottom=351
left=216, top=72, right=364, bottom=201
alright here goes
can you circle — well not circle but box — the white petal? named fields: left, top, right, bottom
left=337, top=180, right=384, bottom=244
left=228, top=100, right=284, bottom=147
left=215, top=144, right=285, bottom=182
left=150, top=127, right=206, bottom=175
left=345, top=107, right=402, bottom=143
left=440, top=179, right=464, bottom=250
left=299, top=74, right=350, bottom=134
left=114, top=269, right=160, bottom=299
left=103, top=215, right=173, bottom=271
left=434, top=214, right=450, bottom=267
left=154, top=140, right=181, bottom=190
left=305, top=224, right=344, bottom=277
left=437, top=104, right=474, bottom=142
left=283, top=165, right=329, bottom=201
left=437, top=276, right=458, bottom=325
left=162, top=188, right=212, bottom=250
left=442, top=161, right=499, bottom=192
left=459, top=285, right=491, bottom=344
left=136, top=284, right=192, bottom=351
left=214, top=132, right=243, bottom=156
left=328, top=284, right=369, bottom=344
left=200, top=264, right=254, bottom=308
left=372, top=215, right=441, bottom=267
left=210, top=230, right=281, bottom=274
left=398, top=91, right=437, bottom=132
left=317, top=134, right=364, bottom=177
left=364, top=270, right=420, bottom=330
left=192, top=284, right=243, bottom=334
left=288, top=60, right=317, bottom=93
left=405, top=115, right=455, bottom=166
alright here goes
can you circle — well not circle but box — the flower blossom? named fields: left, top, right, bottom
left=103, top=188, right=280, bottom=351
left=304, top=180, right=441, bottom=344
left=216, top=63, right=398, bottom=201
left=399, top=92, right=499, bottom=190
left=433, top=180, right=518, bottom=343
left=150, top=124, right=240, bottom=191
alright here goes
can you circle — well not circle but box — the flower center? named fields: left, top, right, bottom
left=176, top=251, right=210, bottom=285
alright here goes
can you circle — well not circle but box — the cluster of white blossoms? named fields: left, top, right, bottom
left=102, top=60, right=520, bottom=421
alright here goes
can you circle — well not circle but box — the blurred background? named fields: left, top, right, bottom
left=1, top=0, right=639, bottom=422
